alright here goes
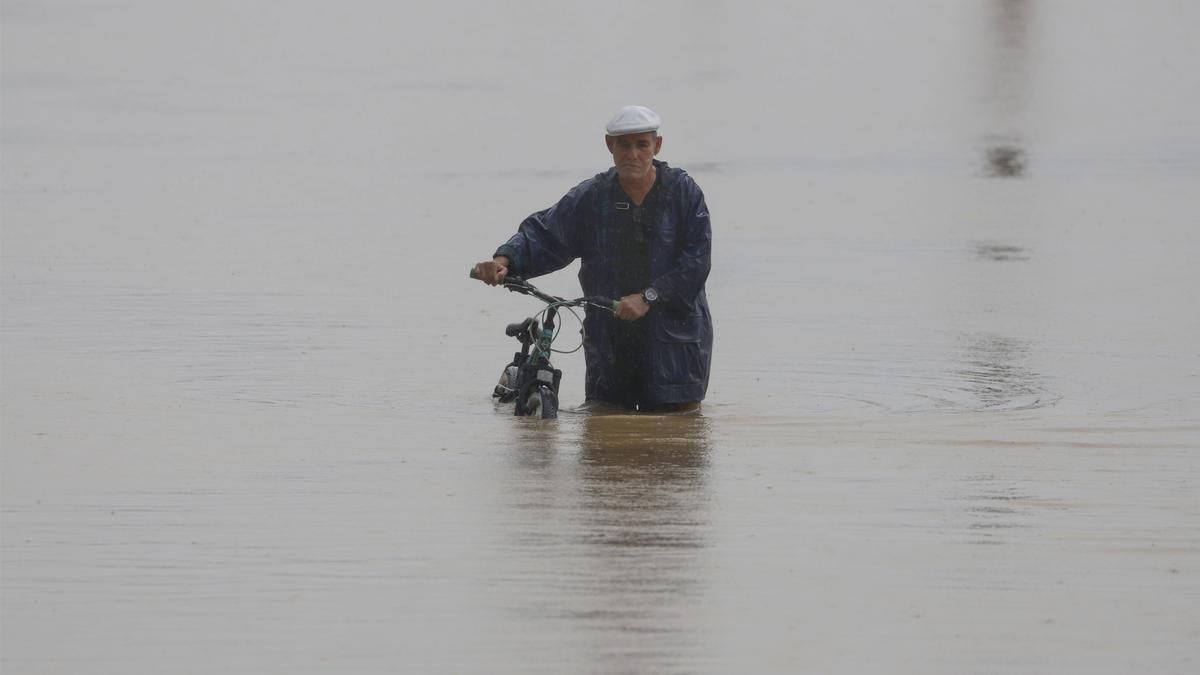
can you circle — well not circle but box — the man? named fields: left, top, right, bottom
left=472, top=105, right=712, bottom=412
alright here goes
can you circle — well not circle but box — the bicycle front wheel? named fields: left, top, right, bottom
left=537, top=385, right=558, bottom=419
left=522, top=385, right=558, bottom=420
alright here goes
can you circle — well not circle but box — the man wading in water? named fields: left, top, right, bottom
left=472, top=106, right=713, bottom=412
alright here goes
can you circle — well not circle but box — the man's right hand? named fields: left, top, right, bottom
left=473, top=256, right=510, bottom=286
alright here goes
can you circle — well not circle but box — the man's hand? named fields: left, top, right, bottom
left=615, top=293, right=650, bottom=321
left=473, top=256, right=510, bottom=286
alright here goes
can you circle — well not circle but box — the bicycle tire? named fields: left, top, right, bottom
left=537, top=385, right=558, bottom=419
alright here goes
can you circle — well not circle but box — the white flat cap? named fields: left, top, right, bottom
left=605, top=105, right=661, bottom=136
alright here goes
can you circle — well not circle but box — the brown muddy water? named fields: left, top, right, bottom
left=2, top=2, right=1198, bottom=673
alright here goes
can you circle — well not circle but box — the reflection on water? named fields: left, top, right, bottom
left=981, top=0, right=1033, bottom=177
left=985, top=143, right=1028, bottom=177
left=960, top=473, right=1036, bottom=546
left=956, top=333, right=1053, bottom=412
left=494, top=413, right=712, bottom=670
left=568, top=414, right=711, bottom=667
left=577, top=413, right=711, bottom=550
left=974, top=242, right=1031, bottom=262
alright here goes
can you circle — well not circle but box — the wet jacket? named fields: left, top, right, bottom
left=495, top=160, right=713, bottom=406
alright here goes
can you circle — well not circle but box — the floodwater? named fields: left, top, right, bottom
left=2, top=1, right=1198, bottom=673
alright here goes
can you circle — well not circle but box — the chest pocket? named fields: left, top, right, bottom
left=648, top=194, right=680, bottom=249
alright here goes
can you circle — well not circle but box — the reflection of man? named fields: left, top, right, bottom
left=472, top=106, right=713, bottom=412
left=579, top=413, right=712, bottom=467
left=577, top=412, right=711, bottom=551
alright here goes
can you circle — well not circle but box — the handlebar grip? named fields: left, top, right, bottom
left=584, top=296, right=619, bottom=311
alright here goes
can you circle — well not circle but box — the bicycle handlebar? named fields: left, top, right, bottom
left=469, top=267, right=617, bottom=312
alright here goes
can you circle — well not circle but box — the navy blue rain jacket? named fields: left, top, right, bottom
left=495, top=160, right=713, bottom=405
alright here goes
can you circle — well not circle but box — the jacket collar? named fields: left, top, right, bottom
left=601, top=159, right=677, bottom=193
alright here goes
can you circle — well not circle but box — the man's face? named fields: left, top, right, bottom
left=606, top=131, right=662, bottom=180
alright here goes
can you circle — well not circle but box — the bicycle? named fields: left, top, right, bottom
left=471, top=271, right=617, bottom=419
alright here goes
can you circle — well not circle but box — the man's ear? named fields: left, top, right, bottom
left=654, top=135, right=663, bottom=155
left=605, top=135, right=615, bottom=152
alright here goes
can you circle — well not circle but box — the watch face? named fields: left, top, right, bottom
left=643, top=288, right=659, bottom=303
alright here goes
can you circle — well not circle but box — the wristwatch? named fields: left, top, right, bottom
left=641, top=287, right=660, bottom=305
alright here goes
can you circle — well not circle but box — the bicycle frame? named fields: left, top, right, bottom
left=474, top=272, right=615, bottom=419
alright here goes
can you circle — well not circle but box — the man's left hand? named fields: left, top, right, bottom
left=615, top=293, right=650, bottom=321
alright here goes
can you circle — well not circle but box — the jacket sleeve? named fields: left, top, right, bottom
left=652, top=176, right=712, bottom=308
left=493, top=181, right=590, bottom=279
